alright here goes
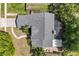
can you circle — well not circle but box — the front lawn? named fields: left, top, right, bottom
left=7, top=27, right=30, bottom=56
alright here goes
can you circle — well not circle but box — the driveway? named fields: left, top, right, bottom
left=0, top=18, right=16, bottom=27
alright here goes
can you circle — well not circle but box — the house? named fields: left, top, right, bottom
left=16, top=12, right=63, bottom=52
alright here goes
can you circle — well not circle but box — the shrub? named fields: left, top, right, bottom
left=32, top=47, right=46, bottom=56
left=0, top=31, right=15, bottom=56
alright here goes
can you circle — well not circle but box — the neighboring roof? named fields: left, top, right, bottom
left=16, top=12, right=62, bottom=48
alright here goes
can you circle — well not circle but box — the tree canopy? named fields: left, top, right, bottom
left=0, top=31, right=15, bottom=56
left=48, top=4, right=79, bottom=52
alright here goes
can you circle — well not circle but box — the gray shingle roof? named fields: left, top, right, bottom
left=16, top=12, right=62, bottom=48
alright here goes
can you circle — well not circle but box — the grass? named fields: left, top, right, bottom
left=7, top=3, right=26, bottom=15
left=63, top=51, right=79, bottom=56
left=28, top=3, right=48, bottom=13
left=1, top=3, right=48, bottom=18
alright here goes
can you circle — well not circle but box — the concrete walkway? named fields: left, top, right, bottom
left=11, top=27, right=27, bottom=39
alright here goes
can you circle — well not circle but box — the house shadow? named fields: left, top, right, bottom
left=24, top=26, right=33, bottom=53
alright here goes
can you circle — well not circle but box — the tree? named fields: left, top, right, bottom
left=48, top=4, right=79, bottom=51
left=32, top=47, right=46, bottom=56
left=0, top=31, right=15, bottom=56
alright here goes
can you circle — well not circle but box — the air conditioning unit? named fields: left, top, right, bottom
left=53, top=39, right=62, bottom=47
